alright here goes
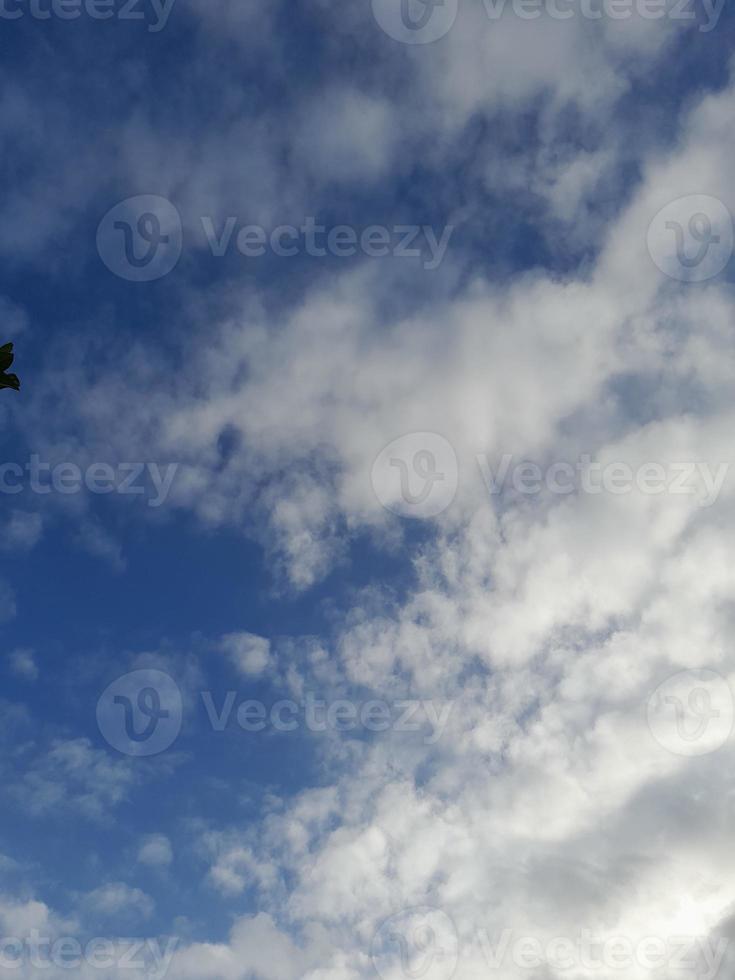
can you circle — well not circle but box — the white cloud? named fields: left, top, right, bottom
left=7, top=648, right=38, bottom=682
left=220, top=632, right=272, bottom=677
left=172, top=913, right=305, bottom=980
left=82, top=883, right=155, bottom=922
left=0, top=897, right=53, bottom=938
left=1, top=511, right=43, bottom=553
left=0, top=296, right=29, bottom=338
left=73, top=519, right=125, bottom=571
left=137, top=834, right=173, bottom=868
left=18, top=739, right=136, bottom=820
left=293, top=89, right=398, bottom=184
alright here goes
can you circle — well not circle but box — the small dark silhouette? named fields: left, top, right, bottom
left=0, top=343, right=20, bottom=391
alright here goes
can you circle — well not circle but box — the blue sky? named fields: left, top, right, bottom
left=2, top=1, right=735, bottom=978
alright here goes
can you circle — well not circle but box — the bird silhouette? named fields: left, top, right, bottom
left=0, top=343, right=20, bottom=391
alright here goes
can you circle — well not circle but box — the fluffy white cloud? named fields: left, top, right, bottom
left=220, top=632, right=272, bottom=677
left=137, top=834, right=173, bottom=869
left=16, top=739, right=137, bottom=820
